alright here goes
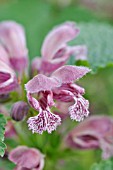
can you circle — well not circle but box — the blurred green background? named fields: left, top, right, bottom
left=0, top=0, right=113, bottom=170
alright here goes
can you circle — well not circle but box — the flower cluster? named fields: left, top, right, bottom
left=0, top=20, right=90, bottom=135
left=25, top=21, right=90, bottom=134
left=0, top=20, right=113, bottom=169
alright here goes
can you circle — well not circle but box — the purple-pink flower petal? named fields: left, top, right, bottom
left=25, top=74, right=60, bottom=93
left=0, top=21, right=28, bottom=72
left=66, top=116, right=113, bottom=159
left=0, top=44, right=10, bottom=65
left=27, top=108, right=61, bottom=134
left=41, top=22, right=79, bottom=60
left=68, top=45, right=88, bottom=61
left=0, top=60, right=18, bottom=94
left=9, top=146, right=45, bottom=170
left=69, top=95, right=89, bottom=121
left=52, top=65, right=91, bottom=84
left=27, top=92, right=40, bottom=110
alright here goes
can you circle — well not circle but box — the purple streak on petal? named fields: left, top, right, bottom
left=53, top=47, right=67, bottom=59
left=52, top=65, right=91, bottom=84
left=27, top=108, right=61, bottom=134
left=0, top=60, right=18, bottom=94
left=25, top=74, right=60, bottom=94
left=0, top=72, right=11, bottom=83
left=69, top=84, right=85, bottom=95
left=54, top=83, right=85, bottom=96
left=69, top=95, right=89, bottom=121
left=9, top=146, right=45, bottom=170
left=41, top=22, right=79, bottom=60
left=53, top=83, right=85, bottom=102
left=53, top=89, right=74, bottom=102
left=37, top=91, right=55, bottom=111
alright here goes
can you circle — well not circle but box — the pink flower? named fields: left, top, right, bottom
left=65, top=116, right=113, bottom=159
left=0, top=21, right=28, bottom=72
left=31, top=22, right=87, bottom=75
left=25, top=65, right=90, bottom=134
left=0, top=60, right=18, bottom=94
left=9, top=146, right=45, bottom=170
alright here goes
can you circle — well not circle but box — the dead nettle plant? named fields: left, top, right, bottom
left=0, top=20, right=112, bottom=170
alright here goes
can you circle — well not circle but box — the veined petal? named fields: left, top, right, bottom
left=41, top=22, right=79, bottom=60
left=69, top=95, right=89, bottom=121
left=52, top=65, right=91, bottom=84
left=27, top=108, right=61, bottom=134
left=25, top=74, right=61, bottom=93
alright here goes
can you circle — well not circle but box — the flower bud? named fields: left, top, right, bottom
left=11, top=101, right=29, bottom=121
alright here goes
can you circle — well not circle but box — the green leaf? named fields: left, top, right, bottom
left=0, top=158, right=15, bottom=170
left=91, top=159, right=113, bottom=170
left=0, top=114, right=7, bottom=157
left=70, top=22, right=113, bottom=72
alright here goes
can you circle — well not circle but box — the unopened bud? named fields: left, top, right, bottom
left=11, top=101, right=29, bottom=121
